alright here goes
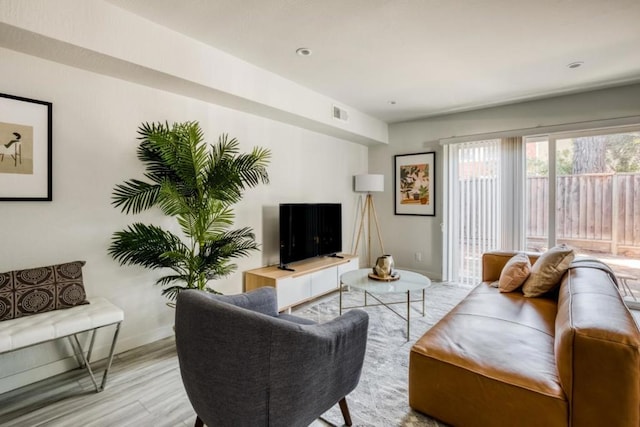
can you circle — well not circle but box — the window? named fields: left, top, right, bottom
left=445, top=138, right=524, bottom=284
left=525, top=127, right=640, bottom=302
left=445, top=125, right=639, bottom=292
left=445, top=139, right=500, bottom=284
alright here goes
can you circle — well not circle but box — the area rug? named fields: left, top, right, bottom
left=292, top=281, right=473, bottom=427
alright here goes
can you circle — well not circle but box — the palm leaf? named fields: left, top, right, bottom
left=204, top=263, right=237, bottom=281
left=200, top=227, right=259, bottom=264
left=155, top=275, right=188, bottom=288
left=137, top=123, right=178, bottom=183
left=231, top=148, right=271, bottom=188
left=108, top=223, right=188, bottom=270
left=157, top=181, right=194, bottom=218
left=203, top=139, right=270, bottom=204
left=112, top=179, right=161, bottom=214
left=153, top=122, right=199, bottom=192
left=160, top=284, right=189, bottom=301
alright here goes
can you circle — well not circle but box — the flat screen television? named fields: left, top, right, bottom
left=279, top=203, right=342, bottom=268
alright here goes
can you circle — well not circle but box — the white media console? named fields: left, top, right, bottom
left=245, top=254, right=358, bottom=312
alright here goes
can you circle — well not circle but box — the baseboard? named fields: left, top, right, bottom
left=113, top=324, right=175, bottom=355
left=395, top=266, right=441, bottom=282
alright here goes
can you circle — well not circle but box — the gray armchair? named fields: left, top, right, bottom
left=175, top=287, right=369, bottom=427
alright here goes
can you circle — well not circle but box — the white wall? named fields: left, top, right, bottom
left=0, top=47, right=367, bottom=393
left=371, top=84, right=640, bottom=279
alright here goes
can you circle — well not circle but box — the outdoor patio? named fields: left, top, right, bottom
left=580, top=250, right=640, bottom=303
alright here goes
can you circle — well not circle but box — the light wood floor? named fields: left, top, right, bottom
left=0, top=337, right=333, bottom=427
left=0, top=337, right=197, bottom=427
left=6, top=308, right=636, bottom=426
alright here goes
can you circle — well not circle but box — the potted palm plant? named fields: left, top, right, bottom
left=108, top=121, right=270, bottom=301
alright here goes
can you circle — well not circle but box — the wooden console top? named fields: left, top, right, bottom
left=245, top=254, right=358, bottom=280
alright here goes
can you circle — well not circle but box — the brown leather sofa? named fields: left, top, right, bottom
left=409, top=251, right=640, bottom=427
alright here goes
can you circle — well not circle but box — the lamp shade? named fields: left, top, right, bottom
left=355, top=174, right=384, bottom=192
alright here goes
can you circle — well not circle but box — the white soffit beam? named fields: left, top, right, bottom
left=0, top=0, right=388, bottom=146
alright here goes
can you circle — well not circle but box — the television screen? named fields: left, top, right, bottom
left=317, top=204, right=342, bottom=256
left=279, top=203, right=342, bottom=267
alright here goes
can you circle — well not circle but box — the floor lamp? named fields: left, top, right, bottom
left=352, top=174, right=385, bottom=267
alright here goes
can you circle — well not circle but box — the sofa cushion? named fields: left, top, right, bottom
left=409, top=283, right=567, bottom=427
left=0, top=261, right=89, bottom=321
left=555, top=262, right=640, bottom=427
left=499, top=252, right=531, bottom=292
left=523, top=245, right=574, bottom=297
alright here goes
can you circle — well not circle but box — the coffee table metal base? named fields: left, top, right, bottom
left=339, top=286, right=425, bottom=340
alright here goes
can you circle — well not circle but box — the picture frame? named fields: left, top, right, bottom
left=394, top=151, right=436, bottom=216
left=0, top=93, right=52, bottom=201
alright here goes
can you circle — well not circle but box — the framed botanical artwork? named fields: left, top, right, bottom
left=0, top=93, right=52, bottom=201
left=394, top=151, right=436, bottom=216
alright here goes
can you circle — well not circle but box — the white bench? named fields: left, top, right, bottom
left=0, top=297, right=124, bottom=392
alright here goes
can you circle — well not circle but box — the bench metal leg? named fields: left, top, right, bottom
left=67, top=328, right=98, bottom=369
left=70, top=322, right=122, bottom=393
left=86, top=327, right=98, bottom=363
left=100, top=322, right=121, bottom=391
left=67, top=335, right=86, bottom=368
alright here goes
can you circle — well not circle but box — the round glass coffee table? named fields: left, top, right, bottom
left=340, top=268, right=431, bottom=340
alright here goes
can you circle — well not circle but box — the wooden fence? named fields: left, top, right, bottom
left=454, top=173, right=640, bottom=284
left=527, top=173, right=640, bottom=256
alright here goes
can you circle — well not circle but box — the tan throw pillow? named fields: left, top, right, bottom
left=522, top=245, right=575, bottom=297
left=498, top=253, right=531, bottom=292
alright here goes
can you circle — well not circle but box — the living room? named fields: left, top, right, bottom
left=1, top=1, right=640, bottom=426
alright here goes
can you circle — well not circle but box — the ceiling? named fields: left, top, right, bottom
left=106, top=0, right=640, bottom=124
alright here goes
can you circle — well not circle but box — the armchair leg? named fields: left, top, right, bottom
left=194, top=416, right=204, bottom=427
left=339, top=397, right=352, bottom=426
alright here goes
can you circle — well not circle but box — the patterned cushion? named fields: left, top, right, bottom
left=0, top=261, right=89, bottom=321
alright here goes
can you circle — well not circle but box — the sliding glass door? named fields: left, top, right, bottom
left=446, top=125, right=639, bottom=291
left=525, top=136, right=550, bottom=251
left=525, top=127, right=640, bottom=301
left=445, top=140, right=500, bottom=285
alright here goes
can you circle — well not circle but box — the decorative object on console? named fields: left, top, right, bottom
left=352, top=173, right=385, bottom=266
left=108, top=121, right=270, bottom=301
left=0, top=92, right=52, bottom=201
left=0, top=261, right=88, bottom=321
left=394, top=152, right=435, bottom=216
left=522, top=244, right=574, bottom=297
